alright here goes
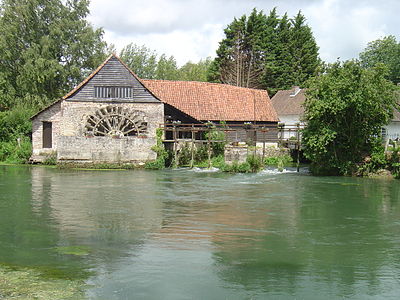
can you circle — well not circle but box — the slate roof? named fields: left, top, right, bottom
left=142, top=79, right=279, bottom=122
left=270, top=87, right=305, bottom=116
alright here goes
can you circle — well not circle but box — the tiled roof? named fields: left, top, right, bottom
left=270, top=87, right=305, bottom=116
left=142, top=80, right=279, bottom=122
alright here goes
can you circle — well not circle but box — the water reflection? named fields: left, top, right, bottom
left=30, top=167, right=163, bottom=266
left=1, top=166, right=400, bottom=299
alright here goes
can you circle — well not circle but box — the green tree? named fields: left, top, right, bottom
left=210, top=8, right=320, bottom=95
left=179, top=58, right=212, bottom=82
left=155, top=54, right=179, bottom=80
left=359, top=35, right=400, bottom=84
left=302, top=61, right=397, bottom=175
left=289, top=11, right=320, bottom=86
left=0, top=0, right=107, bottom=111
left=210, top=8, right=266, bottom=88
left=263, top=12, right=292, bottom=95
left=119, top=43, right=158, bottom=79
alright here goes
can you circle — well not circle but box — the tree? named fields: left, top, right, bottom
left=263, top=12, right=292, bottom=94
left=210, top=8, right=320, bottom=95
left=359, top=35, right=400, bottom=84
left=0, top=0, right=107, bottom=111
left=119, top=43, right=158, bottom=79
left=302, top=61, right=397, bottom=175
left=289, top=11, right=320, bottom=86
left=210, top=9, right=266, bottom=88
left=155, top=54, right=179, bottom=80
left=179, top=58, right=212, bottom=82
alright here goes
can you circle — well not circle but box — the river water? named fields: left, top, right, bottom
left=0, top=165, right=399, bottom=299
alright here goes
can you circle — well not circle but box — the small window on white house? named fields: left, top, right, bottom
left=94, top=86, right=133, bottom=98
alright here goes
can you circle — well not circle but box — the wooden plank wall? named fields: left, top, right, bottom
left=67, top=56, right=159, bottom=103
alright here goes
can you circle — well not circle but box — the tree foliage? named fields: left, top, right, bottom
left=120, top=43, right=158, bottom=79
left=179, top=58, right=212, bottom=82
left=0, top=0, right=107, bottom=111
left=359, top=35, right=400, bottom=84
left=120, top=43, right=211, bottom=81
left=302, top=61, right=397, bottom=175
left=210, top=8, right=320, bottom=94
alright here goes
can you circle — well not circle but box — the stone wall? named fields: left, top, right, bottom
left=224, top=145, right=290, bottom=164
left=57, top=101, right=164, bottom=163
left=31, top=101, right=62, bottom=161
left=57, top=136, right=157, bottom=163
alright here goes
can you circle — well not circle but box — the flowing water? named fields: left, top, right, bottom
left=0, top=165, right=400, bottom=299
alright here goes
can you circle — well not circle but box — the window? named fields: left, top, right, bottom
left=94, top=86, right=133, bottom=99
left=42, top=122, right=52, bottom=148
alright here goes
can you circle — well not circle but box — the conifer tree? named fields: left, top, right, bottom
left=289, top=11, right=320, bottom=86
left=209, top=8, right=320, bottom=95
left=209, top=9, right=266, bottom=88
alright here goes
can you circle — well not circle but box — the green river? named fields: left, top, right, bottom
left=0, top=165, right=400, bottom=299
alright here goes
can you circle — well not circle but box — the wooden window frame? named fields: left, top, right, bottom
left=94, top=86, right=133, bottom=99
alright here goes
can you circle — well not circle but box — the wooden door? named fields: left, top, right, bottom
left=42, top=122, right=52, bottom=148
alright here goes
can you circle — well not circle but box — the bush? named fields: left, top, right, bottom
left=42, top=153, right=57, bottom=165
left=357, top=143, right=387, bottom=176
left=387, top=150, right=400, bottom=179
left=145, top=128, right=168, bottom=170
left=247, top=154, right=263, bottom=172
left=302, top=60, right=397, bottom=175
left=0, top=137, right=32, bottom=163
left=264, top=154, right=293, bottom=166
left=0, top=105, right=34, bottom=142
left=221, top=160, right=251, bottom=173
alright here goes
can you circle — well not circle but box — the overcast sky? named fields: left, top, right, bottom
left=88, top=0, right=400, bottom=66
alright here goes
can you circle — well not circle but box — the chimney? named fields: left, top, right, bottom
left=290, top=86, right=301, bottom=97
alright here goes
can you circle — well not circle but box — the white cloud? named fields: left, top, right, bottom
left=88, top=0, right=400, bottom=66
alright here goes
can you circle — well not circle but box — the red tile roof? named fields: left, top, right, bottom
left=142, top=79, right=279, bottom=122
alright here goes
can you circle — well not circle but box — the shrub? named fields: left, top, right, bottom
left=387, top=149, right=400, bottom=179
left=221, top=160, right=251, bottom=173
left=302, top=61, right=397, bottom=175
left=42, top=153, right=57, bottom=165
left=247, top=154, right=263, bottom=172
left=0, top=137, right=32, bottom=163
left=145, top=128, right=168, bottom=170
left=264, top=154, right=293, bottom=166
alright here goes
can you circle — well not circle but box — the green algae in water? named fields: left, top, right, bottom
left=325, top=181, right=360, bottom=186
left=55, top=245, right=91, bottom=256
left=0, top=265, right=87, bottom=299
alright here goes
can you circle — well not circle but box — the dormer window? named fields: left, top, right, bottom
left=289, top=86, right=301, bottom=97
left=94, top=86, right=133, bottom=98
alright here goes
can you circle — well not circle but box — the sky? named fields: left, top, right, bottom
left=88, top=0, right=400, bottom=66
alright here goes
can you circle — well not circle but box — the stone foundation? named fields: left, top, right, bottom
left=224, top=145, right=290, bottom=164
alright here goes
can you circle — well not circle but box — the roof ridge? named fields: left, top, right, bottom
left=142, top=79, right=267, bottom=93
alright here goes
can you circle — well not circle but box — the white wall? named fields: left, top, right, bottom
left=278, top=114, right=302, bottom=140
left=385, top=121, right=400, bottom=140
